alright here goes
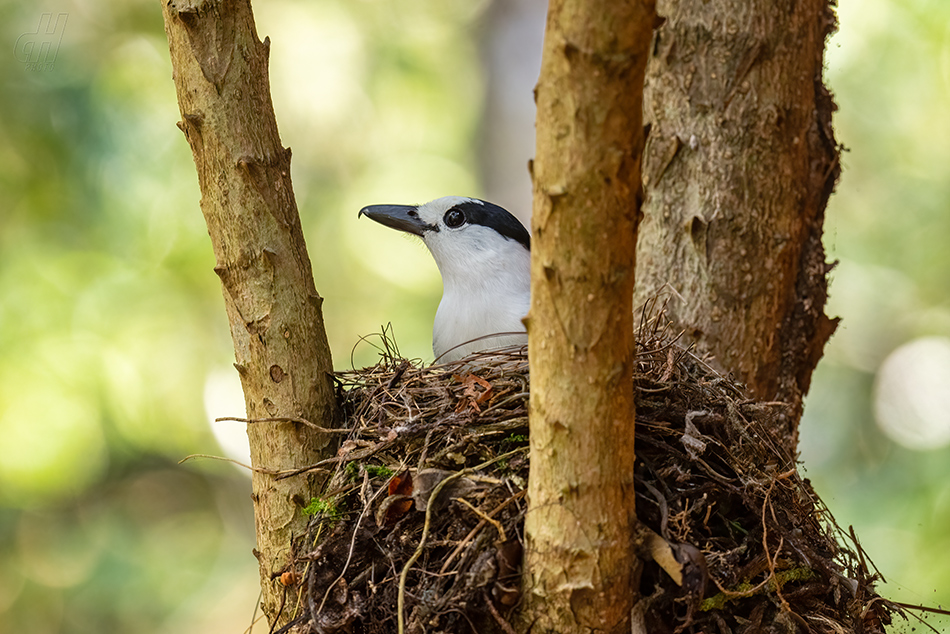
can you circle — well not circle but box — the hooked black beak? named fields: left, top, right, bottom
left=359, top=204, right=432, bottom=237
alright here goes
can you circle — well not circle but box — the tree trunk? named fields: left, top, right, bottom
left=159, top=0, right=340, bottom=627
left=635, top=0, right=840, bottom=443
left=522, top=1, right=655, bottom=632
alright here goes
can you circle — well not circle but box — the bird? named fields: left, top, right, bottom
left=359, top=196, right=531, bottom=363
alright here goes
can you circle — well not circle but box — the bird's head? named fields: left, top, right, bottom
left=359, top=196, right=530, bottom=280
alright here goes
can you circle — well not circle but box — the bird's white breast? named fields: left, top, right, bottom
left=426, top=225, right=530, bottom=362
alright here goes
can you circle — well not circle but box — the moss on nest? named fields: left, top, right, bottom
left=270, top=327, right=897, bottom=634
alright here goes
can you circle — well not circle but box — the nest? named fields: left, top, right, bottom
left=275, top=326, right=899, bottom=634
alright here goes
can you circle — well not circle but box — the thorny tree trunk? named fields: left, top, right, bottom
left=160, top=0, right=340, bottom=627
left=522, top=1, right=656, bottom=632
left=635, top=0, right=840, bottom=445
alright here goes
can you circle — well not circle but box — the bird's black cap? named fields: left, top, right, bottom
left=451, top=199, right=530, bottom=251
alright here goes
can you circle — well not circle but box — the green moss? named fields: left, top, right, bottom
left=366, top=464, right=394, bottom=479
left=302, top=497, right=343, bottom=521
left=700, top=567, right=817, bottom=612
left=345, top=462, right=394, bottom=481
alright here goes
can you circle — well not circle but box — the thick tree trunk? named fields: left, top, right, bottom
left=160, top=0, right=340, bottom=627
left=635, top=0, right=840, bottom=443
left=522, top=1, right=655, bottom=632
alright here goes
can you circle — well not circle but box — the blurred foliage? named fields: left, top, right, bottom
left=0, top=0, right=946, bottom=632
left=800, top=0, right=950, bottom=629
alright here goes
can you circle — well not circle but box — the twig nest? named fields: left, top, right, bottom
left=276, top=333, right=896, bottom=634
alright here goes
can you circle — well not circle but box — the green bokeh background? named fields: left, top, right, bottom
left=1, top=0, right=947, bottom=631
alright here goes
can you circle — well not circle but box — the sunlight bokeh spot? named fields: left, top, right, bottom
left=874, top=337, right=950, bottom=450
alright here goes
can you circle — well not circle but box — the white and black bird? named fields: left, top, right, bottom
left=359, top=196, right=530, bottom=363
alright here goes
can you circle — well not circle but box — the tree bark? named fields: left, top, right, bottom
left=160, top=0, right=340, bottom=627
left=635, top=0, right=840, bottom=442
left=523, top=1, right=655, bottom=632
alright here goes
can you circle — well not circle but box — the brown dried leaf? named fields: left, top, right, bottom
left=376, top=494, right=413, bottom=528
left=453, top=373, right=494, bottom=412
left=388, top=470, right=413, bottom=496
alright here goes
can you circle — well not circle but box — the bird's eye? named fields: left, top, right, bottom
left=443, top=208, right=466, bottom=228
